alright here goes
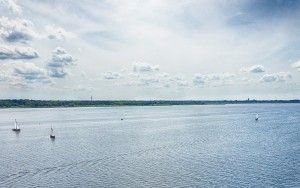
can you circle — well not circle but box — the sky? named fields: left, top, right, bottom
left=0, top=0, right=300, bottom=100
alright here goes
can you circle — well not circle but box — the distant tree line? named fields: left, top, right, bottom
left=0, top=99, right=299, bottom=108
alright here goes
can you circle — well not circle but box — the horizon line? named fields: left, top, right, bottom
left=0, top=99, right=299, bottom=101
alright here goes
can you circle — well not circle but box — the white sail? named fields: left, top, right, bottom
left=50, top=126, right=54, bottom=135
left=256, top=114, right=259, bottom=120
left=14, top=119, right=19, bottom=129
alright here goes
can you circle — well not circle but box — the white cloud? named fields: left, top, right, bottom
left=13, top=62, right=48, bottom=81
left=45, top=25, right=76, bottom=40
left=133, top=62, right=159, bottom=73
left=48, top=47, right=74, bottom=67
left=159, top=72, right=170, bottom=78
left=127, top=77, right=168, bottom=88
left=241, top=65, right=265, bottom=73
left=176, top=80, right=189, bottom=87
left=47, top=67, right=68, bottom=78
left=260, top=72, right=292, bottom=83
left=212, top=73, right=235, bottom=81
left=0, top=61, right=50, bottom=87
left=0, top=44, right=38, bottom=59
left=291, top=61, right=300, bottom=72
left=47, top=47, right=75, bottom=78
left=0, top=17, right=36, bottom=43
left=103, top=71, right=120, bottom=80
left=0, top=16, right=74, bottom=44
left=121, top=62, right=165, bottom=87
left=0, top=0, right=22, bottom=15
left=193, top=73, right=235, bottom=86
left=171, top=76, right=189, bottom=87
left=138, top=77, right=159, bottom=86
left=193, top=74, right=205, bottom=85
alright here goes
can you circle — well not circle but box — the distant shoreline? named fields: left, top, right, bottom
left=0, top=99, right=299, bottom=108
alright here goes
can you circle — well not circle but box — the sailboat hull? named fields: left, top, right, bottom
left=50, top=135, right=55, bottom=139
left=12, top=128, right=21, bottom=132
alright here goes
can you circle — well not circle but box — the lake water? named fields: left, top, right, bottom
left=0, top=104, right=299, bottom=187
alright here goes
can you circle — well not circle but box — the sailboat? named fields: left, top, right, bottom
left=12, top=119, right=21, bottom=132
left=50, top=126, right=55, bottom=139
left=255, top=114, right=259, bottom=121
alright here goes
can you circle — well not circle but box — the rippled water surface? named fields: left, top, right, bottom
left=0, top=104, right=299, bottom=187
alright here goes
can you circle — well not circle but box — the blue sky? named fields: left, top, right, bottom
left=0, top=0, right=299, bottom=100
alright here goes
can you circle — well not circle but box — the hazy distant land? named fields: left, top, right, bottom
left=0, top=99, right=299, bottom=108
